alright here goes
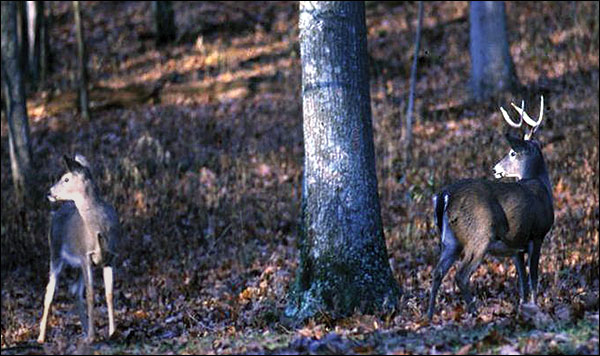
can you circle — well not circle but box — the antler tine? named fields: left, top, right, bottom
left=523, top=96, right=544, bottom=140
left=510, top=100, right=532, bottom=126
left=511, top=97, right=544, bottom=128
left=500, top=106, right=521, bottom=128
left=536, top=95, right=544, bottom=127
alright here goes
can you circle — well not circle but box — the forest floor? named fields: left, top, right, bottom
left=1, top=2, right=598, bottom=354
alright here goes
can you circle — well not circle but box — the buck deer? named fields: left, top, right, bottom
left=38, top=155, right=120, bottom=343
left=427, top=96, right=554, bottom=320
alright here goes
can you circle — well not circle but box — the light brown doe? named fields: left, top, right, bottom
left=38, top=155, right=120, bottom=343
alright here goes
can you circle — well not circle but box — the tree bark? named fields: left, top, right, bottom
left=26, top=1, right=48, bottom=86
left=16, top=1, right=29, bottom=84
left=469, top=1, right=517, bottom=101
left=153, top=1, right=176, bottom=46
left=73, top=1, right=90, bottom=120
left=27, top=1, right=38, bottom=83
left=38, top=1, right=50, bottom=85
left=286, top=1, right=401, bottom=322
left=1, top=1, right=33, bottom=206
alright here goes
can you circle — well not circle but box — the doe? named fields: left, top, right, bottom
left=427, top=96, right=554, bottom=319
left=38, top=155, right=120, bottom=343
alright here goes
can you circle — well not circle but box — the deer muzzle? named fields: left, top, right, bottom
left=493, top=165, right=504, bottom=179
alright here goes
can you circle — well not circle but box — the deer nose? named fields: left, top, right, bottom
left=493, top=166, right=503, bottom=179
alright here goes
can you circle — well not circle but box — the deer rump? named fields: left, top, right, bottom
left=434, top=178, right=552, bottom=251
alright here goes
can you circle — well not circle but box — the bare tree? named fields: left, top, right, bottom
left=153, top=1, right=176, bottom=46
left=404, top=1, right=424, bottom=163
left=73, top=1, right=89, bottom=120
left=469, top=1, right=517, bottom=101
left=26, top=1, right=49, bottom=86
left=38, top=1, right=50, bottom=85
left=27, top=1, right=37, bottom=82
left=16, top=1, right=29, bottom=84
left=1, top=1, right=33, bottom=206
left=286, top=1, right=401, bottom=322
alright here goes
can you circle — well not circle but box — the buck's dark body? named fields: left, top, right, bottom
left=434, top=178, right=553, bottom=251
left=427, top=100, right=554, bottom=320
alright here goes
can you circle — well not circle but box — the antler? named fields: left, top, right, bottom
left=500, top=96, right=544, bottom=140
left=500, top=100, right=524, bottom=128
left=512, top=96, right=543, bottom=140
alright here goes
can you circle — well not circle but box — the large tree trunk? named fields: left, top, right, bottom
left=2, top=1, right=33, bottom=206
left=286, top=1, right=401, bottom=322
left=153, top=1, right=176, bottom=46
left=73, top=1, right=89, bottom=120
left=469, top=1, right=517, bottom=101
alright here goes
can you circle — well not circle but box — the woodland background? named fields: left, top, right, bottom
left=1, top=1, right=599, bottom=354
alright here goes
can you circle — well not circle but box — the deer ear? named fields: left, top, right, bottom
left=63, top=155, right=84, bottom=172
left=74, top=154, right=91, bottom=168
left=63, top=155, right=74, bottom=171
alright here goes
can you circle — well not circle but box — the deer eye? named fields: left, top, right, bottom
left=510, top=151, right=517, bottom=157
left=64, top=178, right=69, bottom=183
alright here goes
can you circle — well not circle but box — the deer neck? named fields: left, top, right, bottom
left=539, top=172, right=552, bottom=198
left=72, top=190, right=105, bottom=260
left=72, top=185, right=102, bottom=215
left=522, top=166, right=553, bottom=206
left=534, top=162, right=553, bottom=202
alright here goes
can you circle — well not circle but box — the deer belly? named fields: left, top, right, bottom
left=487, top=240, right=525, bottom=256
left=60, top=248, right=83, bottom=267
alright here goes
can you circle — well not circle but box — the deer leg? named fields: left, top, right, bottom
left=512, top=252, right=529, bottom=308
left=428, top=234, right=461, bottom=319
left=456, top=245, right=487, bottom=315
left=528, top=239, right=542, bottom=305
left=74, top=272, right=88, bottom=335
left=38, top=262, right=63, bottom=343
left=82, top=260, right=95, bottom=343
left=103, top=266, right=115, bottom=337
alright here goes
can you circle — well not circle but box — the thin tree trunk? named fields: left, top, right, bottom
left=404, top=1, right=424, bottom=164
left=26, top=1, right=47, bottom=86
left=73, top=1, right=89, bottom=120
left=153, top=1, right=176, bottom=46
left=469, top=1, right=517, bottom=101
left=286, top=1, right=401, bottom=322
left=2, top=1, right=33, bottom=206
left=27, top=1, right=38, bottom=83
left=38, top=1, right=49, bottom=85
left=16, top=1, right=29, bottom=85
